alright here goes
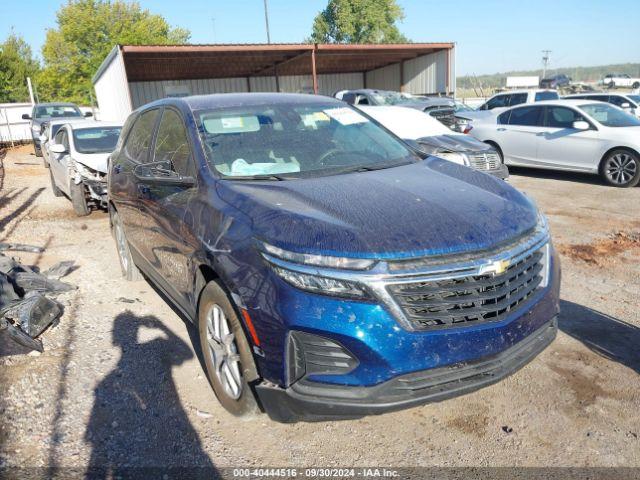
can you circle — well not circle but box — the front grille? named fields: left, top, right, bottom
left=428, top=108, right=455, bottom=127
left=387, top=248, right=544, bottom=330
left=467, top=151, right=501, bottom=171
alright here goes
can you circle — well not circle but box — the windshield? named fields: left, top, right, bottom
left=580, top=103, right=640, bottom=128
left=35, top=105, right=82, bottom=120
left=370, top=91, right=415, bottom=106
left=196, top=102, right=417, bottom=179
left=72, top=127, right=122, bottom=154
left=454, top=102, right=475, bottom=112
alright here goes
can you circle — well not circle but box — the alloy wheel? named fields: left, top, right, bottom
left=605, top=153, right=638, bottom=185
left=205, top=304, right=243, bottom=400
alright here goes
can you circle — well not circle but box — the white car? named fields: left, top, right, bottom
left=360, top=106, right=509, bottom=179
left=565, top=93, right=640, bottom=118
left=40, top=118, right=91, bottom=168
left=600, top=74, right=640, bottom=89
left=48, top=121, right=123, bottom=215
left=469, top=99, right=640, bottom=187
left=477, top=89, right=559, bottom=111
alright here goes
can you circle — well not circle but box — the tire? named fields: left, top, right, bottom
left=633, top=82, right=640, bottom=89
left=599, top=149, right=640, bottom=188
left=198, top=280, right=260, bottom=417
left=111, top=210, right=142, bottom=281
left=49, top=170, right=63, bottom=197
left=607, top=81, right=615, bottom=89
left=34, top=143, right=42, bottom=157
left=70, top=181, right=90, bottom=216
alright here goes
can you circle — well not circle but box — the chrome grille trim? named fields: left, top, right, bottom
left=467, top=151, right=502, bottom=171
left=261, top=228, right=550, bottom=332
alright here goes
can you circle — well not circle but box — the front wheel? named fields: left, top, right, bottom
left=70, top=181, right=90, bottom=216
left=600, top=149, right=640, bottom=188
left=198, top=280, right=260, bottom=417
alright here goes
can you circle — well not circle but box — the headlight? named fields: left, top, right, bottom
left=272, top=267, right=369, bottom=298
left=433, top=151, right=469, bottom=166
left=261, top=243, right=375, bottom=270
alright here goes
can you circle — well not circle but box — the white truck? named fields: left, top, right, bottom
left=600, top=73, right=640, bottom=89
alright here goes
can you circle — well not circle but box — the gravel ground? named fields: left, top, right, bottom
left=0, top=145, right=638, bottom=473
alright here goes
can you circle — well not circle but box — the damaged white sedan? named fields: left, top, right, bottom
left=48, top=121, right=122, bottom=216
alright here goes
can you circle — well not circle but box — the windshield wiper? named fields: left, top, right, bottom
left=224, top=174, right=291, bottom=181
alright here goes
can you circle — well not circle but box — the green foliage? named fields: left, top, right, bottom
left=0, top=33, right=40, bottom=103
left=458, top=63, right=640, bottom=91
left=309, top=0, right=409, bottom=44
left=38, top=0, right=190, bottom=104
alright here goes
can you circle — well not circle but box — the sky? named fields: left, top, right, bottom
left=2, top=0, right=639, bottom=76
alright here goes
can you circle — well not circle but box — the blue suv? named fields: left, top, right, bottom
left=108, top=94, right=560, bottom=422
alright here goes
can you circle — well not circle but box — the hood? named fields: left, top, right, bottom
left=73, top=152, right=110, bottom=173
left=216, top=160, right=538, bottom=259
left=418, top=134, right=494, bottom=153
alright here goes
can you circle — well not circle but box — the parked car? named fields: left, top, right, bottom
left=477, top=89, right=559, bottom=111
left=469, top=99, right=640, bottom=187
left=359, top=106, right=509, bottom=179
left=40, top=118, right=91, bottom=168
left=48, top=121, right=122, bottom=215
left=600, top=73, right=640, bottom=89
left=540, top=74, right=571, bottom=89
left=565, top=93, right=640, bottom=118
left=22, top=102, right=92, bottom=157
left=108, top=93, right=560, bottom=422
left=337, top=89, right=457, bottom=129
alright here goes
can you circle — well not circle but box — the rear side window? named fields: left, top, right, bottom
left=507, top=106, right=543, bottom=126
left=153, top=109, right=194, bottom=177
left=535, top=91, right=560, bottom=102
left=123, top=109, right=159, bottom=163
left=545, top=107, right=585, bottom=128
left=342, top=93, right=356, bottom=104
left=509, top=93, right=528, bottom=106
left=486, top=95, right=508, bottom=110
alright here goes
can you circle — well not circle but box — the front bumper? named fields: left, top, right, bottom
left=485, top=163, right=509, bottom=180
left=256, top=317, right=557, bottom=422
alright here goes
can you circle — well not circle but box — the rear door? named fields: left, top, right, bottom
left=494, top=105, right=545, bottom=166
left=109, top=108, right=161, bottom=264
left=536, top=106, right=601, bottom=171
left=137, top=107, right=199, bottom=308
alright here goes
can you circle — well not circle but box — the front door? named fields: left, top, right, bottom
left=536, top=106, right=601, bottom=171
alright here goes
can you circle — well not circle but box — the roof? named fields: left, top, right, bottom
left=144, top=92, right=344, bottom=112
left=94, top=43, right=454, bottom=83
left=69, top=120, right=123, bottom=129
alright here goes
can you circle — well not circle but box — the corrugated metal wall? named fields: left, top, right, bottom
left=94, top=49, right=132, bottom=122
left=365, top=52, right=451, bottom=95
left=129, top=73, right=365, bottom=108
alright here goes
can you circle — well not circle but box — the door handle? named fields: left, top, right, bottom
left=137, top=184, right=151, bottom=199
left=114, top=164, right=122, bottom=174
left=497, top=127, right=506, bottom=131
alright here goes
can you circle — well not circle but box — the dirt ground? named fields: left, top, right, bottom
left=0, top=145, right=638, bottom=472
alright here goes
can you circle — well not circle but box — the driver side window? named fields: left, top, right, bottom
left=153, top=109, right=194, bottom=177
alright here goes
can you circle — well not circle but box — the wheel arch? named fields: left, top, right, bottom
left=483, top=140, right=504, bottom=160
left=598, top=145, right=640, bottom=172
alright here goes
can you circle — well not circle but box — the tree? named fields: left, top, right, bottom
left=0, top=33, right=40, bottom=103
left=309, top=0, right=409, bottom=44
left=38, top=0, right=190, bottom=104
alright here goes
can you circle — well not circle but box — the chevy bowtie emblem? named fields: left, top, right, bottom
left=485, top=259, right=510, bottom=276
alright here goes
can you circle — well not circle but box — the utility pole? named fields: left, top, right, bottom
left=26, top=77, right=35, bottom=105
left=263, top=0, right=271, bottom=43
left=263, top=0, right=280, bottom=92
left=542, top=50, right=551, bottom=79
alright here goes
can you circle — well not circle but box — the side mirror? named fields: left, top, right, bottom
left=49, top=143, right=67, bottom=154
left=84, top=111, right=93, bottom=117
left=22, top=113, right=31, bottom=120
left=620, top=102, right=631, bottom=109
left=573, top=121, right=590, bottom=131
left=133, top=161, right=195, bottom=187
